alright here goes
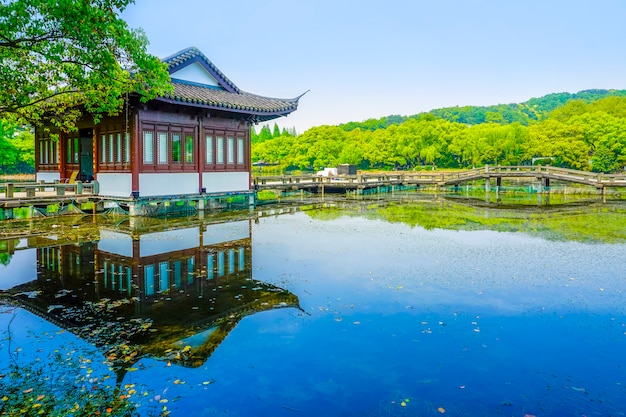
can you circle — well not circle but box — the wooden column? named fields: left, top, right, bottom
left=59, top=132, right=67, bottom=179
left=131, top=108, right=140, bottom=196
left=92, top=126, right=98, bottom=180
left=198, top=115, right=204, bottom=193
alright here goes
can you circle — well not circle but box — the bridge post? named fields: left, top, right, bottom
left=485, top=178, right=490, bottom=193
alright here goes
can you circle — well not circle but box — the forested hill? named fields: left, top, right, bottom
left=338, top=89, right=626, bottom=131
left=251, top=90, right=626, bottom=174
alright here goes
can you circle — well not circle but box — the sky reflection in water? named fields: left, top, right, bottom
left=1, top=205, right=626, bottom=416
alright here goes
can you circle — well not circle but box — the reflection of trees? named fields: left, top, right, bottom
left=0, top=239, right=18, bottom=266
left=306, top=199, right=626, bottom=243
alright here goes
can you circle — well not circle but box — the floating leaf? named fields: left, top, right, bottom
left=438, top=407, right=446, bottom=413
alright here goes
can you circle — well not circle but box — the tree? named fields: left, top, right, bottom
left=0, top=0, right=172, bottom=131
left=272, top=123, right=281, bottom=138
left=256, top=125, right=273, bottom=143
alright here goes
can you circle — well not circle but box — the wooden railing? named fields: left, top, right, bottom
left=0, top=181, right=99, bottom=199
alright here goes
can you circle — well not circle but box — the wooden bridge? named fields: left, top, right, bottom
left=253, top=165, right=626, bottom=194
left=2, top=166, right=626, bottom=218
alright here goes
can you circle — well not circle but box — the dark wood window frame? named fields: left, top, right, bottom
left=98, top=122, right=131, bottom=172
left=140, top=122, right=198, bottom=173
left=203, top=128, right=248, bottom=172
left=36, top=133, right=59, bottom=171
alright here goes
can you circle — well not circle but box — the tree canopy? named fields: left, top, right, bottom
left=337, top=89, right=626, bottom=131
left=0, top=0, right=172, bottom=131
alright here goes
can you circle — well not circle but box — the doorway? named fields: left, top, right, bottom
left=79, top=128, right=94, bottom=182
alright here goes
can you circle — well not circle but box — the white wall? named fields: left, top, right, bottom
left=97, top=173, right=132, bottom=197
left=139, top=173, right=199, bottom=197
left=139, top=227, right=200, bottom=257
left=202, top=172, right=249, bottom=194
left=98, top=230, right=134, bottom=257
left=203, top=220, right=250, bottom=245
left=36, top=172, right=60, bottom=182
left=91, top=172, right=249, bottom=197
left=99, top=227, right=201, bottom=258
left=171, top=62, right=219, bottom=87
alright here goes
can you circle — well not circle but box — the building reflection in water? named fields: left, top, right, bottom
left=3, top=216, right=299, bottom=383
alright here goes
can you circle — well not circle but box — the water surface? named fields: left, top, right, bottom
left=1, top=199, right=625, bottom=416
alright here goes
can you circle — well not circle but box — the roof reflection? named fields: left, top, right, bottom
left=1, top=216, right=300, bottom=383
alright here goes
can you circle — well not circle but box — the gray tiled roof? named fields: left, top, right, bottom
left=164, top=81, right=299, bottom=114
left=159, top=47, right=300, bottom=120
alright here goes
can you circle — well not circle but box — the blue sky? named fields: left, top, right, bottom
left=122, top=0, right=626, bottom=133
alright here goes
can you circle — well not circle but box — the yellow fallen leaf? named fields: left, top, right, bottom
left=400, top=401, right=406, bottom=407
left=438, top=407, right=446, bottom=413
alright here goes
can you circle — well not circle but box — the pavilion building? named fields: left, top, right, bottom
left=34, top=47, right=302, bottom=215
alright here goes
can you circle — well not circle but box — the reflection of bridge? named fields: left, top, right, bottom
left=254, top=165, right=626, bottom=194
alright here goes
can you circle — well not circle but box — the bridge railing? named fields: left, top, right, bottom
left=252, top=166, right=626, bottom=190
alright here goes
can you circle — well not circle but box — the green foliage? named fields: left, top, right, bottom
left=306, top=200, right=626, bottom=243
left=0, top=0, right=172, bottom=131
left=252, top=92, right=626, bottom=174
left=0, top=119, right=34, bottom=173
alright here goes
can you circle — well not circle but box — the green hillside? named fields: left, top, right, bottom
left=337, top=89, right=626, bottom=131
left=252, top=90, right=626, bottom=173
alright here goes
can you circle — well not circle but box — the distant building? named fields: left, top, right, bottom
left=337, top=164, right=357, bottom=175
left=34, top=47, right=302, bottom=203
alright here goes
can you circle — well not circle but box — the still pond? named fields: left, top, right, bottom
left=1, top=196, right=626, bottom=416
